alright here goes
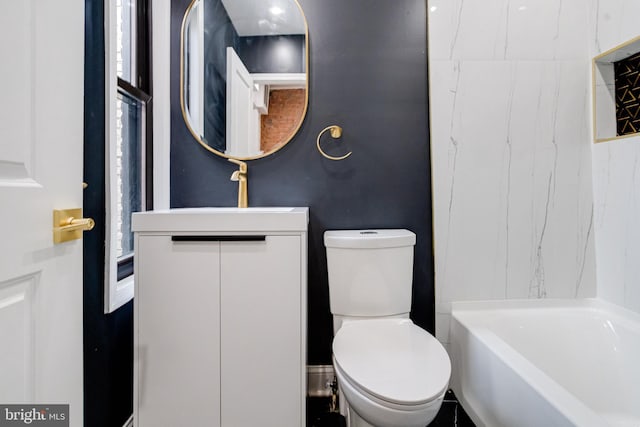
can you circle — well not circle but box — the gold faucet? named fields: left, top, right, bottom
left=228, top=158, right=248, bottom=208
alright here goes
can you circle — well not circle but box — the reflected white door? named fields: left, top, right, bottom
left=226, top=47, right=261, bottom=157
left=0, top=0, right=84, bottom=425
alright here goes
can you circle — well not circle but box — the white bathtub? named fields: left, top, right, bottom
left=449, top=299, right=640, bottom=427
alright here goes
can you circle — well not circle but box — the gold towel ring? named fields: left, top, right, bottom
left=316, top=125, right=352, bottom=161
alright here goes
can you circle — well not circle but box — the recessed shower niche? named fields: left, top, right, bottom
left=593, top=35, right=640, bottom=142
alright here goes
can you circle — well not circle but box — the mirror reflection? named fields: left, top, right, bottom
left=181, top=0, right=308, bottom=159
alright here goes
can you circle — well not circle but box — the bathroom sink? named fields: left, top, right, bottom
left=132, top=207, right=308, bottom=233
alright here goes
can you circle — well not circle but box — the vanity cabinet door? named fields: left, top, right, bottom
left=220, top=235, right=303, bottom=426
left=135, top=236, right=221, bottom=427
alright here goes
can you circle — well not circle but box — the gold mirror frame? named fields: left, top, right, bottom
left=179, top=0, right=309, bottom=161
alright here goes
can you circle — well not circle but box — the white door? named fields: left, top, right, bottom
left=0, top=0, right=85, bottom=425
left=226, top=47, right=261, bottom=157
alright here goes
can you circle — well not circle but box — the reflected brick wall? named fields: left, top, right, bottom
left=260, top=89, right=306, bottom=152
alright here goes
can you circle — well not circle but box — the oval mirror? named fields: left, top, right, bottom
left=180, top=0, right=308, bottom=160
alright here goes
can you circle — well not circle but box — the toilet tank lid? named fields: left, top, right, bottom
left=324, top=229, right=416, bottom=249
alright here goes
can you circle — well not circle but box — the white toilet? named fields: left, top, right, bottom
left=324, top=229, right=451, bottom=427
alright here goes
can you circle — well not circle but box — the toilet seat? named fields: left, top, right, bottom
left=332, top=318, right=451, bottom=407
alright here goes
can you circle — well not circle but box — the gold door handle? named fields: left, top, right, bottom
left=53, top=208, right=95, bottom=244
left=59, top=217, right=95, bottom=232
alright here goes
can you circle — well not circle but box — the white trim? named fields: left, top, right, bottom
left=104, top=0, right=122, bottom=313
left=184, top=1, right=205, bottom=133
left=251, top=73, right=306, bottom=88
left=103, top=0, right=171, bottom=313
left=152, top=0, right=171, bottom=210
left=104, top=0, right=134, bottom=313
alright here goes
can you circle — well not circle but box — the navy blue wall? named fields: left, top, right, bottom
left=171, top=0, right=432, bottom=365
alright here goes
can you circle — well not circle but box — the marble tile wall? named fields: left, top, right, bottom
left=428, top=0, right=597, bottom=346
left=590, top=0, right=640, bottom=313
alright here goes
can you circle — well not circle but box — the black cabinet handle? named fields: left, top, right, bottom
left=171, top=235, right=266, bottom=242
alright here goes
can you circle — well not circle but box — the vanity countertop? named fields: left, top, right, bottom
left=132, top=207, right=309, bottom=233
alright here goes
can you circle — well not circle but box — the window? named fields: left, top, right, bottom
left=105, top=0, right=152, bottom=313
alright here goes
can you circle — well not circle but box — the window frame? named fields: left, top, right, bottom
left=105, top=0, right=153, bottom=313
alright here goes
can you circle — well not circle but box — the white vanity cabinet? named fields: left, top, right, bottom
left=132, top=208, right=308, bottom=427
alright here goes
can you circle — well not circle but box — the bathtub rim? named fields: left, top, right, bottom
left=450, top=297, right=640, bottom=427
left=451, top=298, right=640, bottom=323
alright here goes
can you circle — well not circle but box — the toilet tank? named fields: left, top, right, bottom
left=324, top=229, right=416, bottom=317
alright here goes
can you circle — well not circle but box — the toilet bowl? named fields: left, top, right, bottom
left=332, top=318, right=450, bottom=427
left=324, top=230, right=451, bottom=427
